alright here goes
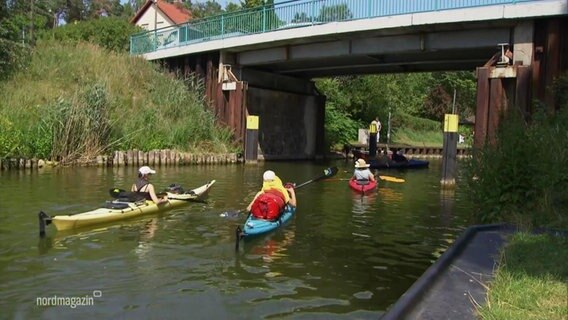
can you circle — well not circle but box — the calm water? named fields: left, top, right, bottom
left=0, top=159, right=471, bottom=319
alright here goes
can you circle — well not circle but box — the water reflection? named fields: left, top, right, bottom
left=248, top=229, right=296, bottom=265
left=440, top=188, right=456, bottom=228
left=0, top=159, right=473, bottom=318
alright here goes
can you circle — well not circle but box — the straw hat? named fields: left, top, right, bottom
left=354, top=158, right=370, bottom=168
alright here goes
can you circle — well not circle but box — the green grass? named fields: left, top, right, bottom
left=0, top=40, right=236, bottom=162
left=391, top=127, right=443, bottom=147
left=477, top=232, right=568, bottom=320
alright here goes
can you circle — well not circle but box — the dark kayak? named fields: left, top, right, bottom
left=370, top=159, right=429, bottom=170
left=348, top=178, right=378, bottom=193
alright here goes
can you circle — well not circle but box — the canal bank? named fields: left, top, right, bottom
left=381, top=224, right=568, bottom=319
left=381, top=224, right=512, bottom=319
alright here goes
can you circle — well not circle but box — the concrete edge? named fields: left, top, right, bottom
left=379, top=223, right=512, bottom=320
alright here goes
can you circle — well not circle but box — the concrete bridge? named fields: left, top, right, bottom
left=130, top=0, right=568, bottom=161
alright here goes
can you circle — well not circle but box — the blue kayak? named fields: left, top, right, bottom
left=370, top=159, right=429, bottom=170
left=242, top=205, right=296, bottom=237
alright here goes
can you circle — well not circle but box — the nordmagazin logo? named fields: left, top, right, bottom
left=36, top=290, right=102, bottom=308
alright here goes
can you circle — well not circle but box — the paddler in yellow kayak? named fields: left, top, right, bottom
left=131, top=166, right=169, bottom=204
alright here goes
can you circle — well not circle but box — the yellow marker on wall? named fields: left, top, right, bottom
left=443, top=114, right=459, bottom=132
left=247, top=115, right=259, bottom=130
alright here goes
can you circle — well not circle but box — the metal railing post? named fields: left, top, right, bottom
left=221, top=15, right=225, bottom=37
left=262, top=5, right=267, bottom=32
left=311, top=0, right=315, bottom=24
left=153, top=30, right=157, bottom=51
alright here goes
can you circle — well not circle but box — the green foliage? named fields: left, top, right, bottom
left=478, top=233, right=568, bottom=320
left=0, top=40, right=235, bottom=162
left=324, top=103, right=360, bottom=149
left=464, top=102, right=568, bottom=228
left=0, top=27, right=31, bottom=80
left=390, top=113, right=442, bottom=146
left=317, top=4, right=353, bottom=22
left=553, top=72, right=568, bottom=110
left=422, top=85, right=452, bottom=121
left=431, top=71, right=476, bottom=118
left=315, top=73, right=440, bottom=146
left=391, top=112, right=441, bottom=132
left=315, top=78, right=360, bottom=148
left=42, top=17, right=141, bottom=52
left=189, top=0, right=224, bottom=19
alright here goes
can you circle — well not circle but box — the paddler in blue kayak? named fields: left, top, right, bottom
left=131, top=166, right=169, bottom=204
left=353, top=159, right=376, bottom=183
left=246, top=170, right=297, bottom=220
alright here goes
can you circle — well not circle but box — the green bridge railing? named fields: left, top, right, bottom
left=130, top=0, right=533, bottom=55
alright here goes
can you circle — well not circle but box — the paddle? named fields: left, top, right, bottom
left=294, top=166, right=338, bottom=189
left=234, top=166, right=338, bottom=250
left=378, top=175, right=405, bottom=183
left=109, top=188, right=167, bottom=200
left=227, top=166, right=338, bottom=217
left=326, top=175, right=405, bottom=183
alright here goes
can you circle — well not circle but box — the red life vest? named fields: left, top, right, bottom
left=250, top=189, right=286, bottom=220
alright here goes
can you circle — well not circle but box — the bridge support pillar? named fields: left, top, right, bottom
left=474, top=66, right=528, bottom=148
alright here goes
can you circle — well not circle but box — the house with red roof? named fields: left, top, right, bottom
left=131, top=0, right=193, bottom=31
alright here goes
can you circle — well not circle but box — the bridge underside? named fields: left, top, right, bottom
left=161, top=17, right=567, bottom=160
left=234, top=23, right=515, bottom=78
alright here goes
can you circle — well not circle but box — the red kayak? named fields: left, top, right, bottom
left=349, top=178, right=378, bottom=193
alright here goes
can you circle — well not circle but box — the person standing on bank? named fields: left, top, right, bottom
left=371, top=117, right=382, bottom=143
left=132, top=166, right=168, bottom=204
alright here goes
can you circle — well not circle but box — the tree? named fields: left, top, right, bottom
left=190, top=0, right=223, bottom=19
left=240, top=0, right=270, bottom=9
left=317, top=3, right=352, bottom=22
left=422, top=85, right=453, bottom=121
left=291, top=12, right=311, bottom=23
left=431, top=71, right=476, bottom=118
left=66, top=0, right=86, bottom=22
left=48, top=17, right=141, bottom=52
left=225, top=2, right=240, bottom=12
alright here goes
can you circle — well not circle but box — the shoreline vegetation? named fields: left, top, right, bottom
left=466, top=72, right=568, bottom=320
left=477, top=232, right=567, bottom=320
left=0, top=40, right=237, bottom=165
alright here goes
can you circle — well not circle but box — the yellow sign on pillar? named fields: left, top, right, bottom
left=247, top=115, right=259, bottom=130
left=443, top=114, right=459, bottom=132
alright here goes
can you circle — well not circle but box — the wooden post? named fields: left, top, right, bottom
left=368, top=120, right=378, bottom=158
left=441, top=114, right=458, bottom=187
left=474, top=67, right=490, bottom=148
left=244, top=115, right=259, bottom=163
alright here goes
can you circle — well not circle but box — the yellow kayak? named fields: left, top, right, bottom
left=39, top=180, right=215, bottom=233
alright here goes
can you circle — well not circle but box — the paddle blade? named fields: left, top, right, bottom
left=109, top=188, right=126, bottom=198
left=379, top=175, right=405, bottom=183
left=293, top=166, right=339, bottom=189
left=324, top=166, right=339, bottom=178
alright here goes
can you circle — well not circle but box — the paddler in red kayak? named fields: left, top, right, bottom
left=353, top=159, right=376, bottom=183
left=246, top=170, right=297, bottom=220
